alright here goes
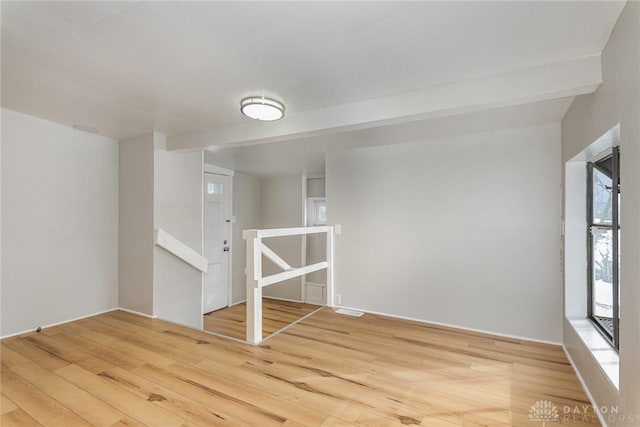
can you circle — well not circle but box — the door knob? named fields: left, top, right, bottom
left=223, top=247, right=230, bottom=252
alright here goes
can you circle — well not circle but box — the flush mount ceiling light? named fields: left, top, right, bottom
left=240, top=96, right=285, bottom=121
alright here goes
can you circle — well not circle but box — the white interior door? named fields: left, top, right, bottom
left=204, top=172, right=231, bottom=314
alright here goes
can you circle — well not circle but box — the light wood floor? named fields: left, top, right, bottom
left=203, top=298, right=321, bottom=341
left=1, top=308, right=600, bottom=426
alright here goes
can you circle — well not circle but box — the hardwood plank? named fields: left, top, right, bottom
left=46, top=331, right=141, bottom=371
left=108, top=417, right=147, bottom=427
left=0, top=345, right=31, bottom=368
left=2, top=336, right=71, bottom=371
left=85, top=316, right=208, bottom=366
left=15, top=333, right=96, bottom=367
left=0, top=366, right=90, bottom=426
left=55, top=364, right=193, bottom=427
left=102, top=311, right=172, bottom=333
left=167, top=360, right=328, bottom=425
left=1, top=393, right=19, bottom=414
left=238, top=358, right=429, bottom=425
left=78, top=330, right=175, bottom=367
left=1, top=408, right=43, bottom=427
left=1, top=308, right=601, bottom=426
left=198, top=357, right=364, bottom=424
left=97, top=366, right=246, bottom=426
left=10, top=362, right=125, bottom=426
left=320, top=416, right=359, bottom=426
left=131, top=363, right=289, bottom=426
left=420, top=414, right=463, bottom=426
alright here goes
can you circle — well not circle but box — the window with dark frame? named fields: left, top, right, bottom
left=587, top=146, right=620, bottom=351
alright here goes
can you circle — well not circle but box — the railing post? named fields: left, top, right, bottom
left=243, top=230, right=262, bottom=344
left=326, top=226, right=335, bottom=307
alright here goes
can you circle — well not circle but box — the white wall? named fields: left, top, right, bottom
left=120, top=133, right=205, bottom=329
left=260, top=175, right=304, bottom=301
left=307, top=177, right=325, bottom=198
left=119, top=133, right=154, bottom=316
left=153, top=135, right=204, bottom=329
left=561, top=2, right=640, bottom=424
left=1, top=109, right=119, bottom=337
left=327, top=124, right=562, bottom=342
left=563, top=162, right=587, bottom=319
left=231, top=172, right=261, bottom=304
left=0, top=108, right=2, bottom=336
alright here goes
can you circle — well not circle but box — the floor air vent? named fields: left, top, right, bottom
left=335, top=308, right=364, bottom=317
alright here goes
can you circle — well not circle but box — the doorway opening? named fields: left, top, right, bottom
left=201, top=168, right=328, bottom=342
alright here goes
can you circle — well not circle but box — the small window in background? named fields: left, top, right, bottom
left=207, top=182, right=223, bottom=194
left=307, top=198, right=326, bottom=226
left=315, top=201, right=326, bottom=224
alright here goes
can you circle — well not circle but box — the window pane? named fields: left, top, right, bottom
left=311, top=200, right=326, bottom=225
left=587, top=149, right=620, bottom=349
left=317, top=202, right=326, bottom=224
left=207, top=182, right=223, bottom=194
left=592, top=228, right=613, bottom=321
left=592, top=168, right=612, bottom=225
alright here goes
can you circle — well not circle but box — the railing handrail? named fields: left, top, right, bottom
left=154, top=228, right=208, bottom=273
left=243, top=226, right=330, bottom=239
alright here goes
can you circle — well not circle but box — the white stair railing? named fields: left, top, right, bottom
left=155, top=228, right=208, bottom=273
left=243, top=226, right=334, bottom=344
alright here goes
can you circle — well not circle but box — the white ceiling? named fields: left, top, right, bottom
left=1, top=1, right=625, bottom=144
left=205, top=97, right=575, bottom=177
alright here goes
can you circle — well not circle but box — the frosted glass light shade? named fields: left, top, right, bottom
left=240, top=97, right=285, bottom=121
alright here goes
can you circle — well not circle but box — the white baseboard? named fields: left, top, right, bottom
left=117, top=307, right=156, bottom=319
left=0, top=306, right=162, bottom=339
left=562, top=344, right=608, bottom=427
left=334, top=304, right=562, bottom=346
left=0, top=307, right=120, bottom=339
left=262, top=295, right=304, bottom=304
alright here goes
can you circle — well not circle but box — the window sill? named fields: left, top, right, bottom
left=568, top=317, right=619, bottom=389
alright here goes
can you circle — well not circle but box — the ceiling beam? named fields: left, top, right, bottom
left=167, top=55, right=602, bottom=151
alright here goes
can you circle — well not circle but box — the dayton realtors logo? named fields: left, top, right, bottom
left=530, top=400, right=632, bottom=425
left=529, top=400, right=559, bottom=426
